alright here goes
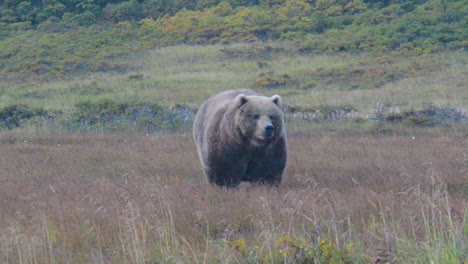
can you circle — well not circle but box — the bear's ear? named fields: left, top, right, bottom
left=234, top=94, right=248, bottom=108
left=271, top=95, right=282, bottom=108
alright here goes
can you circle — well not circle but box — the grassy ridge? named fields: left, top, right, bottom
left=1, top=43, right=466, bottom=131
left=2, top=43, right=467, bottom=109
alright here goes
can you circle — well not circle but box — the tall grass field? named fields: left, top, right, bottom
left=0, top=128, right=466, bottom=263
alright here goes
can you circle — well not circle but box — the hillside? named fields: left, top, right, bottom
left=1, top=0, right=466, bottom=80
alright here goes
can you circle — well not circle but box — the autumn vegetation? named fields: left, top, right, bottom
left=0, top=0, right=467, bottom=263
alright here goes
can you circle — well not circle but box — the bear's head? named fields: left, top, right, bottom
left=234, top=93, right=284, bottom=145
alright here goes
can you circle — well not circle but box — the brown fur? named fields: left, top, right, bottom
left=193, top=89, right=287, bottom=188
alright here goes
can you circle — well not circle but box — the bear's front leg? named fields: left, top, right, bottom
left=244, top=139, right=287, bottom=186
left=205, top=157, right=247, bottom=188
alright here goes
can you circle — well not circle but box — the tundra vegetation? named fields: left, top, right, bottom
left=0, top=0, right=467, bottom=263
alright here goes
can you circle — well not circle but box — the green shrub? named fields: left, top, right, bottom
left=286, top=105, right=359, bottom=121
left=0, top=101, right=196, bottom=132
left=255, top=72, right=294, bottom=88
left=0, top=27, right=142, bottom=77
left=61, top=12, right=97, bottom=28
left=228, top=235, right=357, bottom=264
left=1, top=0, right=466, bottom=81
left=384, top=105, right=467, bottom=127
left=406, top=115, right=431, bottom=127
left=64, top=99, right=194, bottom=132
left=299, top=80, right=318, bottom=90
left=302, top=54, right=451, bottom=90
left=103, top=0, right=144, bottom=23
left=0, top=104, right=47, bottom=129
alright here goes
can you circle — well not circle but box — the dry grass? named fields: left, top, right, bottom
left=0, top=128, right=466, bottom=263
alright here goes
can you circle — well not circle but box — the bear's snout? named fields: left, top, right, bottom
left=264, top=124, right=275, bottom=138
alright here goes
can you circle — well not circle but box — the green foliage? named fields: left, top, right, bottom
left=0, top=0, right=262, bottom=28
left=142, top=0, right=467, bottom=52
left=0, top=0, right=465, bottom=81
left=384, top=105, right=467, bottom=127
left=103, top=0, right=144, bottom=23
left=0, top=27, right=141, bottom=78
left=301, top=55, right=450, bottom=90
left=2, top=0, right=465, bottom=54
left=0, top=104, right=47, bottom=129
left=0, top=100, right=195, bottom=132
left=63, top=99, right=194, bottom=132
left=227, top=235, right=358, bottom=263
left=287, top=105, right=359, bottom=121
left=255, top=72, right=294, bottom=88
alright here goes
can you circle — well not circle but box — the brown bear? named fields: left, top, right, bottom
left=193, top=89, right=287, bottom=188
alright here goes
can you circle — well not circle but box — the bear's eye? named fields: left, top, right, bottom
left=252, top=114, right=260, bottom=120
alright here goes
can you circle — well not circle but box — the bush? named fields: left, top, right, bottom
left=0, top=100, right=197, bottom=132
left=61, top=12, right=97, bottom=28
left=255, top=72, right=294, bottom=88
left=64, top=99, right=194, bottom=132
left=0, top=27, right=141, bottom=77
left=103, top=0, right=144, bottom=23
left=1, top=0, right=465, bottom=81
left=286, top=105, right=359, bottom=121
left=228, top=235, right=356, bottom=263
left=302, top=54, right=449, bottom=90
left=384, top=105, right=467, bottom=127
left=0, top=105, right=47, bottom=129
